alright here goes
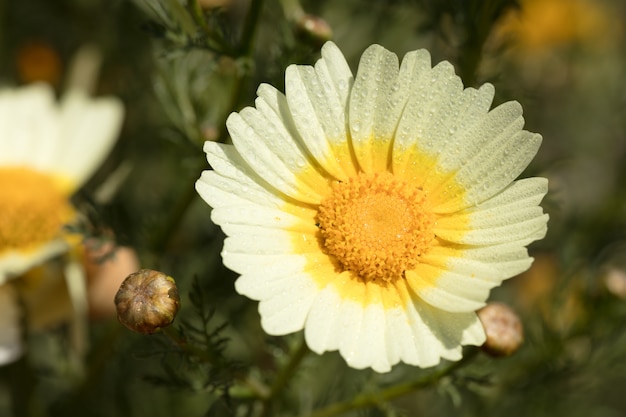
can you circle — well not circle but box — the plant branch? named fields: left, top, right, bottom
left=260, top=338, right=310, bottom=417
left=304, top=349, right=479, bottom=417
left=238, top=0, right=265, bottom=55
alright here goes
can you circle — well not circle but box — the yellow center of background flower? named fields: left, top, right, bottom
left=317, top=172, right=435, bottom=283
left=0, top=167, right=75, bottom=253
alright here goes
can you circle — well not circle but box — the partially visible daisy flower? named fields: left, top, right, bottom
left=0, top=83, right=122, bottom=283
left=196, top=42, right=548, bottom=372
left=0, top=81, right=123, bottom=364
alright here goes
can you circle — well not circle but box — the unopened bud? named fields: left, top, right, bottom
left=115, top=269, right=180, bottom=335
left=478, top=302, right=523, bottom=357
left=295, top=14, right=333, bottom=47
left=604, top=268, right=626, bottom=299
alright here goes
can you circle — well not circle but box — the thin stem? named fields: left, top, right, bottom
left=188, top=0, right=211, bottom=34
left=149, top=156, right=205, bottom=253
left=305, top=349, right=479, bottom=417
left=270, top=338, right=310, bottom=397
left=279, top=0, right=304, bottom=21
left=457, top=0, right=513, bottom=86
left=260, top=338, right=310, bottom=417
left=238, top=0, right=266, bottom=55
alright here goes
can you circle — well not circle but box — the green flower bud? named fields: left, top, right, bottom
left=115, top=269, right=180, bottom=335
left=478, top=302, right=524, bottom=357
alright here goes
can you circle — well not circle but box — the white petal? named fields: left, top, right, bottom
left=196, top=170, right=281, bottom=210
left=211, top=205, right=316, bottom=234
left=196, top=142, right=292, bottom=210
left=53, top=91, right=123, bottom=188
left=226, top=111, right=315, bottom=203
left=0, top=285, right=22, bottom=365
left=305, top=286, right=343, bottom=353
left=305, top=278, right=484, bottom=372
left=460, top=315, right=488, bottom=346
left=327, top=283, right=392, bottom=372
left=431, top=102, right=542, bottom=212
left=285, top=45, right=356, bottom=180
left=393, top=81, right=493, bottom=186
left=0, top=240, right=69, bottom=285
left=406, top=263, right=494, bottom=313
left=435, top=177, right=549, bottom=245
left=236, top=271, right=297, bottom=301
left=469, top=176, right=548, bottom=210
left=412, top=300, right=485, bottom=359
left=222, top=228, right=317, bottom=256
left=351, top=302, right=391, bottom=372
left=383, top=304, right=418, bottom=366
left=349, top=44, right=405, bottom=173
left=202, top=140, right=262, bottom=185
left=336, top=299, right=366, bottom=369
left=404, top=300, right=456, bottom=365
left=0, top=85, right=123, bottom=190
left=0, top=84, right=59, bottom=169
left=255, top=85, right=333, bottom=198
left=225, top=253, right=308, bottom=277
left=318, top=42, right=353, bottom=106
left=429, top=238, right=539, bottom=280
left=256, top=273, right=318, bottom=335
left=227, top=96, right=329, bottom=203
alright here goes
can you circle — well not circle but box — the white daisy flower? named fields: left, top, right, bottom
left=196, top=42, right=548, bottom=373
left=0, top=83, right=123, bottom=363
left=0, top=83, right=123, bottom=283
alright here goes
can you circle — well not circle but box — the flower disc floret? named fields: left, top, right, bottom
left=317, top=172, right=435, bottom=283
left=0, top=167, right=74, bottom=253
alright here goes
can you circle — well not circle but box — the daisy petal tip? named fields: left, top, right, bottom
left=320, top=40, right=340, bottom=56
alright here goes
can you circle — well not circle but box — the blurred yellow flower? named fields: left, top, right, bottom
left=496, top=0, right=616, bottom=52
left=196, top=42, right=549, bottom=372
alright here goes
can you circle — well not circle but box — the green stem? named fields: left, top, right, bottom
left=260, top=338, right=310, bottom=417
left=188, top=0, right=211, bottom=34
left=457, top=0, right=513, bottom=86
left=238, top=0, right=265, bottom=55
left=305, top=349, right=479, bottom=417
left=279, top=0, right=304, bottom=21
left=270, top=338, right=310, bottom=396
left=149, top=156, right=205, bottom=253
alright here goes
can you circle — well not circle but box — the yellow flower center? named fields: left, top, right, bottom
left=0, top=167, right=75, bottom=253
left=317, top=172, right=435, bottom=283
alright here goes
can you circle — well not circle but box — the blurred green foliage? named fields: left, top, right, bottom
left=1, top=0, right=626, bottom=416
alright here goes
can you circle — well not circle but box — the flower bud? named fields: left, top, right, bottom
left=115, top=269, right=180, bottom=335
left=478, top=302, right=524, bottom=357
left=295, top=14, right=333, bottom=47
left=604, top=268, right=626, bottom=299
